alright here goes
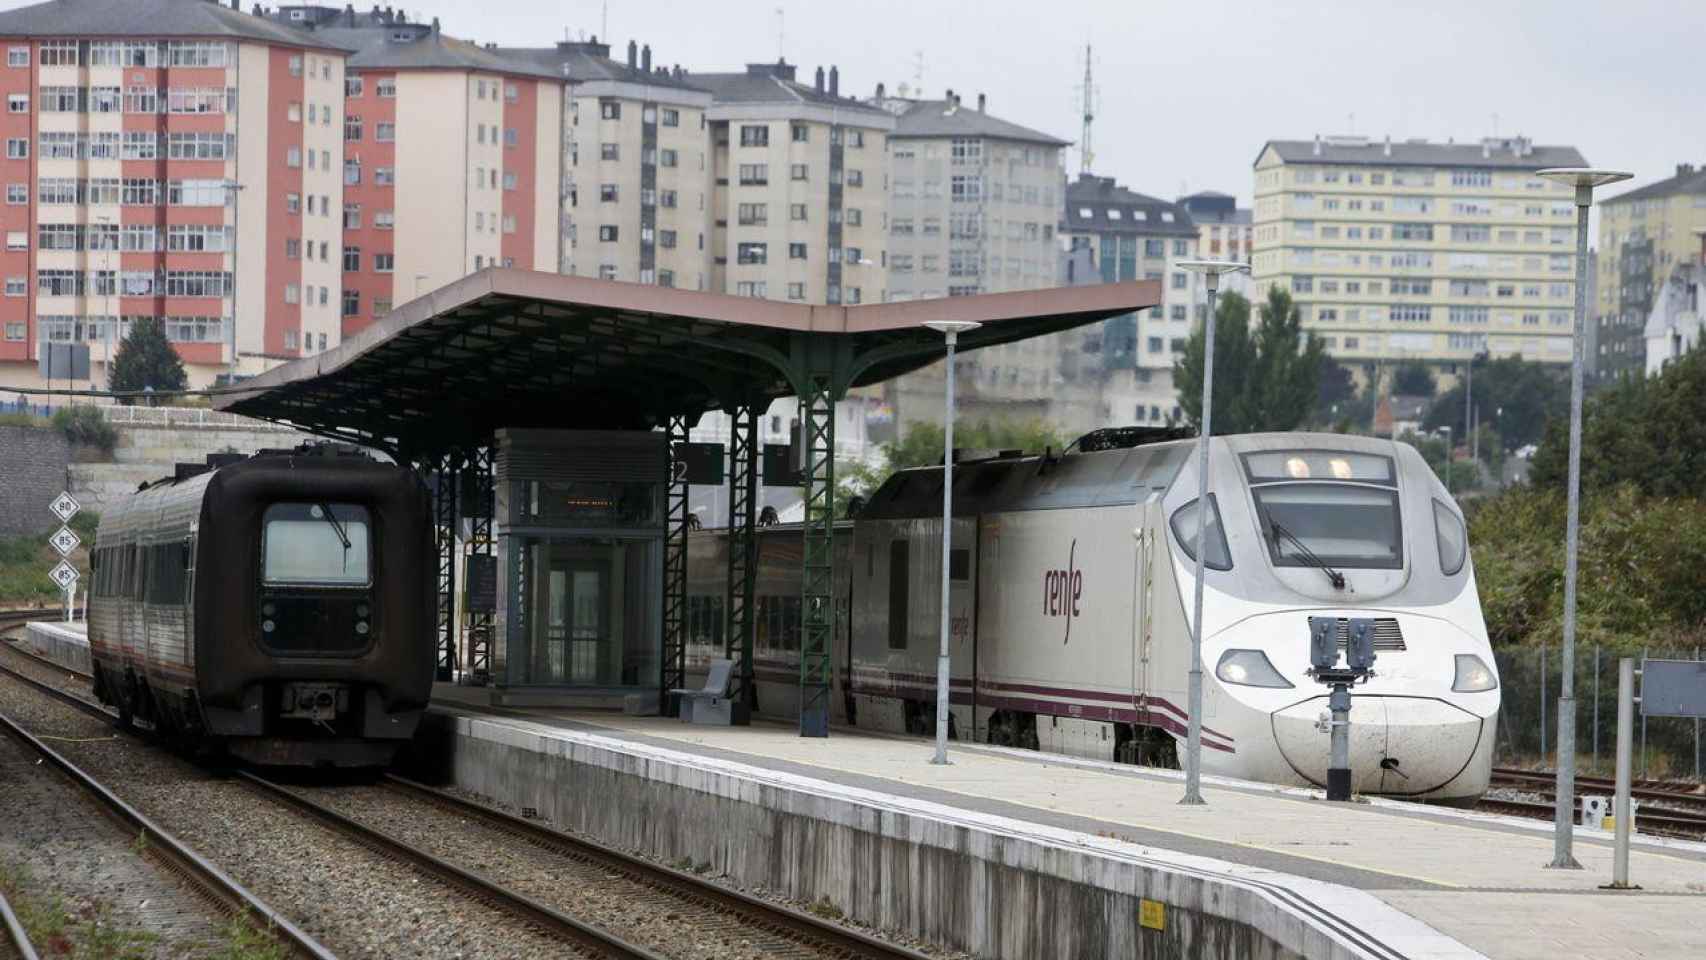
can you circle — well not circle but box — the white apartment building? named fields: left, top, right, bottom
left=868, top=88, right=1071, bottom=431
left=1252, top=135, right=1589, bottom=381
left=1060, top=173, right=1198, bottom=425
left=692, top=61, right=893, bottom=306
left=503, top=37, right=712, bottom=289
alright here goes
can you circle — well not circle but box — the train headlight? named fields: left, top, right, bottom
left=1452, top=654, right=1498, bottom=692
left=1215, top=649, right=1293, bottom=688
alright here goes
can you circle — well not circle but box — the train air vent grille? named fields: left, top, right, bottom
left=1331, top=617, right=1406, bottom=651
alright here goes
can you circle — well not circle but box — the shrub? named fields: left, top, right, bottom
left=51, top=404, right=117, bottom=452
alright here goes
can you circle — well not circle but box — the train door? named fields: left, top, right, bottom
left=1132, top=505, right=1156, bottom=727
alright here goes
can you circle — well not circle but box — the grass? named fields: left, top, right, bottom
left=0, top=512, right=96, bottom=608
left=209, top=911, right=290, bottom=960
left=0, top=862, right=158, bottom=959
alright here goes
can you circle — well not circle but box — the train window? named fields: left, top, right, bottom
left=949, top=548, right=970, bottom=582
left=887, top=539, right=909, bottom=649
left=1243, top=451, right=1394, bottom=485
left=262, top=503, right=371, bottom=585
left=1251, top=484, right=1402, bottom=569
left=1433, top=499, right=1467, bottom=576
left=144, top=542, right=190, bottom=605
left=1169, top=495, right=1233, bottom=571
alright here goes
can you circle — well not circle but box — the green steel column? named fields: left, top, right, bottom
left=799, top=379, right=836, bottom=737
left=660, top=413, right=692, bottom=716
left=724, top=405, right=758, bottom=723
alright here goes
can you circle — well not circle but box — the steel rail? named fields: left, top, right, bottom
left=0, top=700, right=336, bottom=960
left=235, top=772, right=667, bottom=960
left=383, top=773, right=941, bottom=960
left=0, top=886, right=40, bottom=960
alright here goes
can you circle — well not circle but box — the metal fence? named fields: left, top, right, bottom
left=1493, top=644, right=1704, bottom=780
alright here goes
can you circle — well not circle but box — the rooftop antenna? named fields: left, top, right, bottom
left=775, top=7, right=784, bottom=60
left=600, top=0, right=607, bottom=43
left=911, top=49, right=924, bottom=96
left=1077, top=43, right=1097, bottom=175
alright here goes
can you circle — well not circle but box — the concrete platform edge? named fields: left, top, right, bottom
left=418, top=706, right=1482, bottom=960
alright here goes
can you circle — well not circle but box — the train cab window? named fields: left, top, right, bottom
left=1169, top=494, right=1233, bottom=571
left=949, top=548, right=970, bottom=582
left=262, top=503, right=371, bottom=585
left=887, top=539, right=909, bottom=649
left=1243, top=450, right=1401, bottom=570
left=1433, top=499, right=1467, bottom=576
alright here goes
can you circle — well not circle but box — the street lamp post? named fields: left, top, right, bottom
left=924, top=319, right=981, bottom=765
left=94, top=214, right=114, bottom=392
left=222, top=180, right=245, bottom=383
left=1440, top=425, right=1453, bottom=492
left=1175, top=259, right=1250, bottom=805
left=1536, top=167, right=1632, bottom=870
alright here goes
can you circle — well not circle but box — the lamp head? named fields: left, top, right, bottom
left=1536, top=168, right=1633, bottom=205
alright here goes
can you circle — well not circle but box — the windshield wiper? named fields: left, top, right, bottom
left=1269, top=520, right=1346, bottom=589
left=318, top=502, right=352, bottom=573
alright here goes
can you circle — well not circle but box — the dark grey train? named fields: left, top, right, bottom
left=87, top=444, right=435, bottom=766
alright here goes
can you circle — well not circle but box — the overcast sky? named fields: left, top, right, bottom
left=374, top=0, right=1703, bottom=212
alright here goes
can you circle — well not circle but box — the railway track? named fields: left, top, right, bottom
left=0, top=680, right=335, bottom=959
left=1484, top=766, right=1706, bottom=840
left=0, top=623, right=940, bottom=960
left=0, top=885, right=39, bottom=960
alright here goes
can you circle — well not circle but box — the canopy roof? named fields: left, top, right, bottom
left=218, top=269, right=1160, bottom=457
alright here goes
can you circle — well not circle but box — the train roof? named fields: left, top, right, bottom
left=859, top=431, right=1409, bottom=519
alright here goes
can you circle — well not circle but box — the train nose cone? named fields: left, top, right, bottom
left=1270, top=696, right=1486, bottom=796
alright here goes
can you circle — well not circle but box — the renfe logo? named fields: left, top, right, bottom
left=1043, top=538, right=1083, bottom=643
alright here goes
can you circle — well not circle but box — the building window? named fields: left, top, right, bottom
left=736, top=203, right=768, bottom=226
left=5, top=138, right=27, bottom=159
left=739, top=124, right=769, bottom=147
left=1171, top=272, right=1187, bottom=290
left=284, top=238, right=302, bottom=259
left=501, top=214, right=516, bottom=234
left=736, top=281, right=766, bottom=298
left=3, top=276, right=22, bottom=296
left=600, top=184, right=618, bottom=202
left=846, top=208, right=862, bottom=227
left=373, top=253, right=394, bottom=273
left=736, top=242, right=767, bottom=265
left=376, top=78, right=396, bottom=97
left=284, top=283, right=300, bottom=304
left=375, top=210, right=394, bottom=229
left=375, top=167, right=395, bottom=186
left=659, top=189, right=677, bottom=208
left=6, top=47, right=27, bottom=68
left=786, top=282, right=805, bottom=300
left=286, top=146, right=302, bottom=168
left=790, top=123, right=809, bottom=143
left=375, top=122, right=395, bottom=142
left=599, top=225, right=619, bottom=242
left=503, top=171, right=517, bottom=191
left=288, top=55, right=303, bottom=78
left=600, top=99, right=620, bottom=120
left=286, top=192, right=301, bottom=214
left=346, top=75, right=364, bottom=97
left=788, top=242, right=807, bottom=260
left=342, top=289, right=360, bottom=316
left=659, top=148, right=677, bottom=168
left=598, top=264, right=617, bottom=280
left=599, top=142, right=620, bottom=161
left=4, top=184, right=22, bottom=205
left=738, top=163, right=768, bottom=185
left=658, top=230, right=677, bottom=249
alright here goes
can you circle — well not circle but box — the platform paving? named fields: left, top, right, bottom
left=430, top=685, right=1706, bottom=960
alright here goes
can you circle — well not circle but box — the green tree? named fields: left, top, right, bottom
left=1391, top=360, right=1437, bottom=397
left=1312, top=357, right=1358, bottom=427
left=1530, top=345, right=1706, bottom=498
left=838, top=417, right=1069, bottom=510
left=108, top=316, right=186, bottom=401
left=1175, top=286, right=1326, bottom=434
left=1423, top=354, right=1567, bottom=450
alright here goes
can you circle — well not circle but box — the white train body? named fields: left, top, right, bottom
left=686, top=430, right=1499, bottom=800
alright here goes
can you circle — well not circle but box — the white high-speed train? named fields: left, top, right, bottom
left=685, top=429, right=1499, bottom=800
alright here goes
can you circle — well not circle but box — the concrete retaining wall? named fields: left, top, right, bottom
left=0, top=425, right=71, bottom=535
left=20, top=621, right=90, bottom=674
left=414, top=711, right=1403, bottom=960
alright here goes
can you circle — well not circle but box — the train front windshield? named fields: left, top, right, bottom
left=262, top=503, right=372, bottom=585
left=1243, top=451, right=1402, bottom=569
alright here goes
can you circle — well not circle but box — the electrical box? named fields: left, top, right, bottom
left=1346, top=618, right=1378, bottom=673
left=1308, top=616, right=1338, bottom=672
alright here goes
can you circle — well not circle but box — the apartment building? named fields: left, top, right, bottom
left=0, top=0, right=350, bottom=391
left=691, top=61, right=893, bottom=306
left=1252, top=135, right=1588, bottom=382
left=1596, top=163, right=1706, bottom=379
left=1179, top=190, right=1254, bottom=329
left=271, top=6, right=564, bottom=336
left=1060, top=173, right=1198, bottom=425
left=868, top=88, right=1071, bottom=428
left=504, top=38, right=712, bottom=289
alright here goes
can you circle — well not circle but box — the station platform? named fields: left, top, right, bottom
left=16, top=620, right=89, bottom=673
left=425, top=684, right=1705, bottom=960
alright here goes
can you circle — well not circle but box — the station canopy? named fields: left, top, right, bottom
left=218, top=269, right=1162, bottom=457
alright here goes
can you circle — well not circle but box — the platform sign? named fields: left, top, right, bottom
left=47, top=560, right=78, bottom=591
left=464, top=554, right=497, bottom=614
left=1138, top=898, right=1166, bottom=931
left=1640, top=659, right=1706, bottom=718
left=47, top=525, right=80, bottom=557
left=49, top=491, right=81, bottom=524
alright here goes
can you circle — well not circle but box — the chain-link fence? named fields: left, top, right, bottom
left=1493, top=644, right=1705, bottom=780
